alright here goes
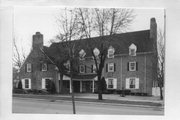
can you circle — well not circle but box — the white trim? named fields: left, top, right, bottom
left=79, top=65, right=85, bottom=73
left=42, top=63, right=47, bottom=71
left=129, top=61, right=136, bottom=71
left=21, top=78, right=31, bottom=89
left=42, top=78, right=52, bottom=89
left=107, top=46, right=115, bottom=58
left=26, top=63, right=32, bottom=72
left=126, top=77, right=139, bottom=89
left=108, top=63, right=114, bottom=72
left=106, top=78, right=117, bottom=89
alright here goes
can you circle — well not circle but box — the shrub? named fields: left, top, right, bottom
left=13, top=88, right=28, bottom=94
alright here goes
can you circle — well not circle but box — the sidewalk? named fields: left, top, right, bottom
left=13, top=93, right=164, bottom=107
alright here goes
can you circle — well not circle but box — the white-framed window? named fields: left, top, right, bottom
left=79, top=65, right=85, bottom=73
left=42, top=63, right=48, bottom=71
left=79, top=49, right=86, bottom=60
left=92, top=64, right=96, bottom=73
left=42, top=78, right=52, bottom=89
left=129, top=43, right=137, bottom=56
left=108, top=63, right=115, bottom=72
left=107, top=46, right=115, bottom=58
left=128, top=62, right=137, bottom=71
left=26, top=63, right=32, bottom=72
left=106, top=78, right=117, bottom=89
left=126, top=77, right=139, bottom=89
left=22, top=78, right=31, bottom=89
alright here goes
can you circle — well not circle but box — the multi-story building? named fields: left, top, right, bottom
left=18, top=18, right=157, bottom=95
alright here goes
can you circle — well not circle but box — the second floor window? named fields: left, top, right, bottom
left=26, top=63, right=32, bottom=72
left=106, top=63, right=116, bottom=72
left=128, top=62, right=138, bottom=71
left=42, top=63, right=48, bottom=71
left=79, top=65, right=85, bottom=73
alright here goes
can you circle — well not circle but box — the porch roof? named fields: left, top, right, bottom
left=73, top=74, right=97, bottom=80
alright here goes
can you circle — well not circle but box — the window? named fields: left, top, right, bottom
left=42, top=78, right=52, bottom=89
left=26, top=63, right=32, bottom=72
left=106, top=78, right=117, bottom=89
left=129, top=62, right=136, bottom=71
left=79, top=65, right=85, bottom=73
left=129, top=43, right=137, bottom=56
left=107, top=63, right=115, bottom=72
left=126, top=77, right=139, bottom=89
left=22, top=78, right=31, bottom=89
left=129, top=78, right=135, bottom=88
left=93, top=48, right=100, bottom=59
left=108, top=79, right=114, bottom=88
left=42, top=63, right=47, bottom=71
left=108, top=46, right=115, bottom=58
left=79, top=49, right=86, bottom=60
left=25, top=79, right=29, bottom=88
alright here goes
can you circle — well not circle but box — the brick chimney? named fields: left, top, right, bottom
left=32, top=32, right=43, bottom=49
left=150, top=18, right=157, bottom=41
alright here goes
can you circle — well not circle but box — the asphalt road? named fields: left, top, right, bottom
left=12, top=97, right=164, bottom=115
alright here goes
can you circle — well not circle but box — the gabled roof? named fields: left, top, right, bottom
left=45, top=30, right=152, bottom=58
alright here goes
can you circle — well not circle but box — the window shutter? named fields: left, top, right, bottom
left=42, top=79, right=45, bottom=89
left=29, top=79, right=31, bottom=89
left=31, top=64, right=33, bottom=72
left=126, top=78, right=130, bottom=89
left=127, top=62, right=129, bottom=71
left=105, top=78, right=108, bottom=88
left=106, top=64, right=108, bottom=72
left=25, top=64, right=27, bottom=73
left=85, top=65, right=87, bottom=73
left=114, top=63, right=116, bottom=72
left=22, top=79, right=25, bottom=89
left=136, top=62, right=138, bottom=71
left=135, top=78, right=139, bottom=89
left=91, top=65, right=93, bottom=73
left=113, top=78, right=117, bottom=89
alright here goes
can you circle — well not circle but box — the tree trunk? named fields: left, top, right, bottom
left=160, top=84, right=163, bottom=100
left=70, top=74, right=76, bottom=114
left=59, top=73, right=63, bottom=94
left=98, top=75, right=103, bottom=100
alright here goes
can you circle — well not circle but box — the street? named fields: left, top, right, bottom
left=12, top=97, right=163, bottom=115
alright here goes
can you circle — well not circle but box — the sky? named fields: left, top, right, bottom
left=14, top=7, right=164, bottom=56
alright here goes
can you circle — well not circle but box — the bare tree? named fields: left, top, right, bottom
left=48, top=8, right=80, bottom=114
left=157, top=30, right=165, bottom=100
left=13, top=37, right=26, bottom=69
left=77, top=8, right=135, bottom=100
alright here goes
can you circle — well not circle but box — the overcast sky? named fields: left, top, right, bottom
left=14, top=7, right=164, bottom=55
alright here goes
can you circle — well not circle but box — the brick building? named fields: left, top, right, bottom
left=18, top=18, right=157, bottom=95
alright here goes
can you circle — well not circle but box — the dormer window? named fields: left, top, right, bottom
left=108, top=46, right=115, bottom=58
left=79, top=49, right=86, bottom=60
left=129, top=43, right=137, bottom=56
left=93, top=48, right=100, bottom=59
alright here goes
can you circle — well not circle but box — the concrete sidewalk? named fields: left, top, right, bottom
left=13, top=93, right=164, bottom=107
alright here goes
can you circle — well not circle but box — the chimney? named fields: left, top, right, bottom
left=32, top=32, right=43, bottom=49
left=150, top=18, right=157, bottom=41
